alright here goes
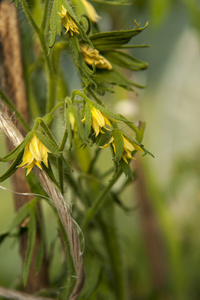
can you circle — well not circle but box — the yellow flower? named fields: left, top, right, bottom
left=69, top=112, right=76, bottom=131
left=58, top=5, right=79, bottom=36
left=82, top=106, right=112, bottom=137
left=81, top=44, right=112, bottom=70
left=81, top=0, right=101, bottom=23
left=102, top=134, right=143, bottom=164
left=18, top=135, right=51, bottom=175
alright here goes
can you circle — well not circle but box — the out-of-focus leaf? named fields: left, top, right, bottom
left=23, top=209, right=37, bottom=286
left=7, top=199, right=37, bottom=233
left=79, top=252, right=102, bottom=298
left=0, top=233, right=9, bottom=244
left=35, top=240, right=44, bottom=275
left=104, top=50, right=148, bottom=71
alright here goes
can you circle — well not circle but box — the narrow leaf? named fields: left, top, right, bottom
left=0, top=152, right=23, bottom=182
left=23, top=209, right=37, bottom=286
left=0, top=132, right=32, bottom=162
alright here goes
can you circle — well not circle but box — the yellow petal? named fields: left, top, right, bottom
left=99, top=136, right=114, bottom=148
left=81, top=44, right=112, bottom=70
left=122, top=135, right=135, bottom=151
left=29, top=136, right=43, bottom=162
left=91, top=107, right=105, bottom=127
left=81, top=0, right=101, bottom=23
left=91, top=118, right=100, bottom=136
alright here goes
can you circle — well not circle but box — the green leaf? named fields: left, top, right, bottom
left=0, top=132, right=32, bottom=162
left=23, top=209, right=37, bottom=286
left=35, top=240, right=44, bottom=275
left=79, top=252, right=102, bottom=298
left=0, top=233, right=10, bottom=245
left=112, top=129, right=124, bottom=161
left=90, top=22, right=148, bottom=50
left=49, top=0, right=62, bottom=47
left=70, top=106, right=89, bottom=144
left=104, top=50, right=148, bottom=71
left=0, top=152, right=24, bottom=182
left=6, top=199, right=38, bottom=234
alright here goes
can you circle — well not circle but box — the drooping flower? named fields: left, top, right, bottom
left=102, top=133, right=143, bottom=163
left=58, top=5, right=79, bottom=36
left=81, top=0, right=101, bottom=23
left=82, top=106, right=112, bottom=137
left=18, top=135, right=51, bottom=175
left=81, top=44, right=112, bottom=70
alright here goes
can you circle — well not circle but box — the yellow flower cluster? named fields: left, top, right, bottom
left=83, top=106, right=142, bottom=163
left=18, top=135, right=51, bottom=175
left=81, top=44, right=112, bottom=70
left=58, top=5, right=79, bottom=36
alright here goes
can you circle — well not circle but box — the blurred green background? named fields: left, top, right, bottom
left=1, top=0, right=200, bottom=299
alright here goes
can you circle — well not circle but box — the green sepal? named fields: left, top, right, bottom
left=120, top=159, right=134, bottom=179
left=104, top=50, right=148, bottom=71
left=49, top=0, right=62, bottom=47
left=90, top=22, right=149, bottom=50
left=0, top=132, right=32, bottom=162
left=78, top=92, right=133, bottom=124
left=92, top=66, right=143, bottom=92
left=35, top=131, right=60, bottom=156
left=65, top=108, right=73, bottom=149
left=0, top=151, right=24, bottom=182
left=42, top=161, right=61, bottom=188
left=112, top=129, right=124, bottom=161
left=97, top=130, right=112, bottom=147
left=84, top=102, right=92, bottom=137
left=23, top=208, right=37, bottom=286
left=70, top=106, right=89, bottom=144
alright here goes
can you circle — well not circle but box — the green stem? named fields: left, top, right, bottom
left=59, top=128, right=68, bottom=152
left=21, top=0, right=40, bottom=34
left=87, top=147, right=101, bottom=173
left=21, top=0, right=56, bottom=114
left=81, top=168, right=123, bottom=231
left=0, top=89, right=30, bottom=131
left=41, top=0, right=50, bottom=31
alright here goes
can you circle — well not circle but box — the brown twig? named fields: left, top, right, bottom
left=0, top=286, right=53, bottom=300
left=0, top=110, right=85, bottom=300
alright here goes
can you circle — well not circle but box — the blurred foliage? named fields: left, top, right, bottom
left=1, top=0, right=200, bottom=299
